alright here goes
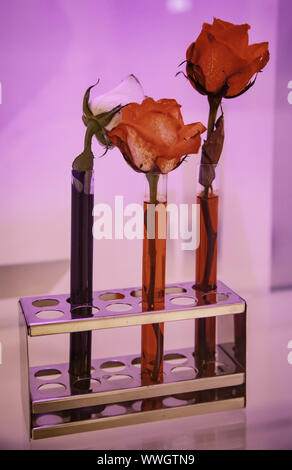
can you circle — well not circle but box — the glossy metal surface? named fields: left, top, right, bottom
left=19, top=280, right=245, bottom=336
left=31, top=397, right=244, bottom=440
left=18, top=304, right=31, bottom=438
left=18, top=280, right=246, bottom=440
left=30, top=344, right=244, bottom=414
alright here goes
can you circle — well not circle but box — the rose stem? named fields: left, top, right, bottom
left=207, top=96, right=221, bottom=138
left=195, top=96, right=221, bottom=374
left=200, top=95, right=221, bottom=284
left=143, top=173, right=164, bottom=383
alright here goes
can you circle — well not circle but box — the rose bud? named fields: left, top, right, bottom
left=186, top=18, right=270, bottom=99
left=83, top=74, right=145, bottom=149
left=73, top=75, right=144, bottom=170
left=108, top=97, right=206, bottom=174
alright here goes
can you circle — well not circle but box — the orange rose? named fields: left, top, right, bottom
left=186, top=18, right=270, bottom=98
left=108, top=98, right=206, bottom=174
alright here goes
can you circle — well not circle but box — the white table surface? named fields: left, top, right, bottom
left=1, top=288, right=292, bottom=450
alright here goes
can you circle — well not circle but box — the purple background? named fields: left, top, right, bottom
left=0, top=0, right=282, bottom=295
left=271, top=0, right=292, bottom=289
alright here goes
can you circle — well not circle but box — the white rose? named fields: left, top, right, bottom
left=88, top=74, right=145, bottom=131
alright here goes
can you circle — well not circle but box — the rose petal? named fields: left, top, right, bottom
left=163, top=133, right=202, bottom=160
left=155, top=156, right=180, bottom=174
left=121, top=99, right=182, bottom=148
left=89, top=74, right=144, bottom=129
left=213, top=18, right=237, bottom=31
left=126, top=127, right=156, bottom=172
left=246, top=41, right=270, bottom=63
left=212, top=20, right=250, bottom=57
left=157, top=99, right=184, bottom=125
left=179, top=122, right=206, bottom=140
left=195, top=30, right=246, bottom=94
left=121, top=101, right=143, bottom=122
left=135, top=113, right=178, bottom=146
left=108, top=97, right=205, bottom=174
left=227, top=43, right=269, bottom=96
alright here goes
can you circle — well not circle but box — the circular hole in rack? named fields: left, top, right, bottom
left=132, top=400, right=142, bottom=412
left=170, top=296, right=197, bottom=306
left=35, top=368, right=62, bottom=380
left=35, top=414, right=63, bottom=426
left=36, top=310, right=64, bottom=320
left=106, top=374, right=133, bottom=386
left=165, top=286, right=187, bottom=295
left=106, top=303, right=133, bottom=312
left=130, top=289, right=142, bottom=298
left=203, top=292, right=229, bottom=304
left=32, top=298, right=60, bottom=308
left=164, top=353, right=188, bottom=365
left=101, top=405, right=127, bottom=417
left=37, top=382, right=66, bottom=396
left=173, top=392, right=196, bottom=402
left=100, top=360, right=126, bottom=373
left=73, top=378, right=101, bottom=393
left=131, top=357, right=141, bottom=367
left=70, top=305, right=99, bottom=317
left=171, top=366, right=197, bottom=379
left=99, top=292, right=125, bottom=301
left=163, top=396, right=189, bottom=407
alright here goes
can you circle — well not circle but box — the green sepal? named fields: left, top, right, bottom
left=82, top=82, right=124, bottom=149
left=82, top=82, right=98, bottom=120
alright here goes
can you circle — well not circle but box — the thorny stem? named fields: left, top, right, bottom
left=199, top=96, right=219, bottom=286
left=200, top=196, right=217, bottom=289
left=73, top=120, right=99, bottom=171
left=146, top=173, right=159, bottom=204
left=207, top=96, right=221, bottom=139
left=201, top=96, right=222, bottom=197
left=84, top=120, right=96, bottom=152
left=143, top=173, right=163, bottom=383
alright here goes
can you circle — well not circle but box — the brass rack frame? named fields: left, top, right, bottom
left=19, top=280, right=246, bottom=440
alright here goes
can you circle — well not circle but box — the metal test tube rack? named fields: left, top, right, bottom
left=19, top=280, right=246, bottom=440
